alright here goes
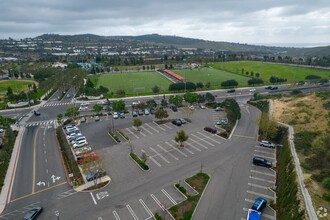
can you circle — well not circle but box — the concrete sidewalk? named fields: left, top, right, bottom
left=0, top=126, right=24, bottom=215
left=74, top=176, right=111, bottom=192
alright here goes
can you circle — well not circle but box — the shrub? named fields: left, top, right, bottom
left=248, top=78, right=264, bottom=85
left=154, top=213, right=164, bottom=220
left=291, top=89, right=303, bottom=95
left=323, top=193, right=330, bottom=202
left=130, top=153, right=149, bottom=170
left=108, top=131, right=121, bottom=143
left=117, top=129, right=129, bottom=140
left=322, top=177, right=330, bottom=189
left=175, top=183, right=188, bottom=197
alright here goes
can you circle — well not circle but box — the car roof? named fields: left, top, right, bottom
left=252, top=197, right=267, bottom=210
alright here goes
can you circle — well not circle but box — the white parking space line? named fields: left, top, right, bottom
left=254, top=149, right=275, bottom=155
left=157, top=144, right=178, bottom=160
left=162, top=124, right=172, bottom=129
left=171, top=140, right=194, bottom=154
left=251, top=170, right=276, bottom=177
left=139, top=199, right=154, bottom=219
left=150, top=194, right=165, bottom=211
left=150, top=147, right=170, bottom=163
left=243, top=208, right=275, bottom=220
left=145, top=123, right=160, bottom=133
left=191, top=134, right=215, bottom=146
left=152, top=121, right=166, bottom=131
left=248, top=182, right=269, bottom=190
left=187, top=138, right=208, bottom=149
left=185, top=142, right=202, bottom=152
left=142, top=149, right=162, bottom=167
left=197, top=132, right=222, bottom=144
left=250, top=176, right=275, bottom=184
left=165, top=142, right=188, bottom=157
left=141, top=126, right=153, bottom=135
left=126, top=204, right=139, bottom=220
left=132, top=126, right=147, bottom=137
left=245, top=198, right=255, bottom=203
left=254, top=146, right=275, bottom=151
left=253, top=154, right=275, bottom=160
left=125, top=128, right=139, bottom=139
left=246, top=190, right=274, bottom=200
left=113, top=211, right=121, bottom=220
left=90, top=192, right=97, bottom=205
left=161, top=189, right=177, bottom=205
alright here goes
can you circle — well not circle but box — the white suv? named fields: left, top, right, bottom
left=260, top=140, right=275, bottom=148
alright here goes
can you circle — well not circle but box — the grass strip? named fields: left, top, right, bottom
left=130, top=153, right=149, bottom=170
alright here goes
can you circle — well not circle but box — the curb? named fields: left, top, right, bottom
left=129, top=154, right=149, bottom=172
left=191, top=174, right=211, bottom=220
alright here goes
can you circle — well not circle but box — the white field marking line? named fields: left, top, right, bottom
left=254, top=149, right=275, bottom=155
left=190, top=134, right=215, bottom=146
left=152, top=121, right=166, bottom=131
left=249, top=176, right=275, bottom=184
left=90, top=192, right=97, bottom=205
left=171, top=140, right=194, bottom=154
left=250, top=170, right=276, bottom=177
left=242, top=207, right=275, bottom=220
left=161, top=189, right=177, bottom=205
left=197, top=132, right=222, bottom=144
left=165, top=142, right=187, bottom=157
left=185, top=142, right=202, bottom=152
left=150, top=147, right=170, bottom=163
left=150, top=194, right=164, bottom=211
left=126, top=204, right=139, bottom=220
left=113, top=211, right=120, bottom=220
left=139, top=199, right=154, bottom=218
left=253, top=154, right=275, bottom=160
left=157, top=144, right=178, bottom=160
left=162, top=124, right=172, bottom=129
left=186, top=138, right=207, bottom=150
left=125, top=128, right=139, bottom=139
left=246, top=190, right=274, bottom=200
left=248, top=182, right=269, bottom=190
left=140, top=126, right=153, bottom=135
left=145, top=123, right=160, bottom=133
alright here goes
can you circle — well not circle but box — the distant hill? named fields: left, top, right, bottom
left=36, top=33, right=330, bottom=57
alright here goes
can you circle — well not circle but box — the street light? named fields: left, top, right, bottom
left=54, top=210, right=60, bottom=220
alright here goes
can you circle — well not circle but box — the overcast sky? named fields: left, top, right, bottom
left=0, top=0, right=329, bottom=47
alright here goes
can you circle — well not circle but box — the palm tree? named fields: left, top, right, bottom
left=174, top=130, right=189, bottom=147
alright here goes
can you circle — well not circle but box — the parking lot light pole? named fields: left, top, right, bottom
left=55, top=210, right=60, bottom=220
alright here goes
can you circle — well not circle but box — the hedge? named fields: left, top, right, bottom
left=130, top=153, right=149, bottom=170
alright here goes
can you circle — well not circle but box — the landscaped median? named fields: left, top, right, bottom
left=108, top=130, right=121, bottom=143
left=168, top=172, right=210, bottom=220
left=129, top=153, right=149, bottom=170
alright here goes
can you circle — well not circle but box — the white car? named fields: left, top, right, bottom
left=113, top=112, right=119, bottom=119
left=75, top=146, right=92, bottom=156
left=73, top=140, right=88, bottom=149
left=199, top=105, right=206, bottom=109
left=249, top=88, right=256, bottom=92
left=97, top=100, right=106, bottom=105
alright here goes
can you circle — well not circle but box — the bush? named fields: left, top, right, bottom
left=109, top=131, right=121, bottom=143
left=323, top=193, right=330, bottom=202
left=175, top=183, right=188, bottom=197
left=305, top=75, right=321, bottom=80
left=270, top=76, right=287, bottom=83
left=117, top=129, right=129, bottom=140
left=322, top=177, right=330, bottom=189
left=130, top=153, right=149, bottom=170
left=291, top=89, right=303, bottom=95
left=154, top=213, right=164, bottom=220
left=248, top=78, right=264, bottom=85
left=311, top=170, right=330, bottom=182
left=221, top=79, right=238, bottom=87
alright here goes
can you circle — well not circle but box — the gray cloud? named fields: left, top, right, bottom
left=0, top=0, right=329, bottom=46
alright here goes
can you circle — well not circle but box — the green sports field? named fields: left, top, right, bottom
left=210, top=61, right=330, bottom=82
left=0, top=80, right=37, bottom=94
left=95, top=71, right=172, bottom=95
left=174, top=68, right=250, bottom=87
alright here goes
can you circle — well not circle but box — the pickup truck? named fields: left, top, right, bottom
left=247, top=209, right=261, bottom=220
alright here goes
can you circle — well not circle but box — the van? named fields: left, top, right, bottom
left=253, top=157, right=272, bottom=168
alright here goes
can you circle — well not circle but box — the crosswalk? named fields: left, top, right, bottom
left=21, top=120, right=58, bottom=127
left=42, top=102, right=72, bottom=107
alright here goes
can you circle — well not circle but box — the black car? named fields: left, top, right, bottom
left=172, top=119, right=182, bottom=126
left=86, top=169, right=106, bottom=182
left=23, top=207, right=43, bottom=220
left=138, top=109, right=144, bottom=115
left=204, top=126, right=217, bottom=134
left=132, top=111, right=138, bottom=117
left=253, top=157, right=272, bottom=168
left=270, top=86, right=278, bottom=90
left=227, top=89, right=236, bottom=93
left=33, top=110, right=40, bottom=116
left=170, top=105, right=178, bottom=112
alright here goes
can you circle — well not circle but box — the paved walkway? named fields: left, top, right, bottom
left=74, top=176, right=111, bottom=192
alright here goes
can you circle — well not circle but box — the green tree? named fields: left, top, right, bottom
left=169, top=95, right=183, bottom=107
left=133, top=118, right=142, bottom=131
left=196, top=82, right=204, bottom=89
left=205, top=92, right=215, bottom=103
left=174, top=130, right=189, bottom=147
left=112, top=100, right=125, bottom=111
left=85, top=78, right=94, bottom=88
left=205, top=82, right=211, bottom=88
left=161, top=99, right=168, bottom=107
left=92, top=104, right=103, bottom=115
left=57, top=113, right=63, bottom=126
left=65, top=106, right=80, bottom=119
left=146, top=99, right=157, bottom=109
left=152, top=85, right=160, bottom=94
left=155, top=108, right=169, bottom=120
left=221, top=80, right=238, bottom=87
left=258, top=113, right=277, bottom=139
left=183, top=92, right=198, bottom=105
left=197, top=94, right=205, bottom=104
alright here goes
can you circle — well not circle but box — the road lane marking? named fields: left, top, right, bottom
left=57, top=189, right=78, bottom=199
left=254, top=149, right=275, bottom=155
left=125, top=128, right=139, bottom=139
left=246, top=190, right=274, bottom=200
left=249, top=176, right=275, bottom=184
left=139, top=199, right=154, bottom=218
left=250, top=170, right=276, bottom=177
left=157, top=144, right=178, bottom=160
left=248, top=182, right=269, bottom=190
left=245, top=198, right=255, bottom=203
left=185, top=142, right=202, bottom=152
left=162, top=124, right=172, bottom=129
left=152, top=121, right=166, bottom=131
left=191, top=134, right=215, bottom=146
left=150, top=194, right=164, bottom=211
left=90, top=192, right=97, bottom=205
left=150, top=147, right=170, bottom=163
left=145, top=123, right=160, bottom=133
left=126, top=204, right=139, bottom=220
left=197, top=132, right=222, bottom=144
left=141, top=126, right=153, bottom=135
left=113, top=211, right=120, bottom=220
left=32, top=127, right=40, bottom=194
left=145, top=153, right=161, bottom=167
left=161, top=189, right=177, bottom=205
left=233, top=134, right=257, bottom=139
left=253, top=154, right=275, bottom=160
left=165, top=142, right=187, bottom=157
left=171, top=140, right=194, bottom=154
left=186, top=138, right=208, bottom=150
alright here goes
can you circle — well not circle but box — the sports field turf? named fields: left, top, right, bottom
left=95, top=71, right=172, bottom=95
left=210, top=61, right=330, bottom=82
left=174, top=68, right=250, bottom=87
left=0, top=80, right=37, bottom=94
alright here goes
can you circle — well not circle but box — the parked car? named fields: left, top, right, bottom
left=64, top=124, right=73, bottom=131
left=77, top=152, right=98, bottom=165
left=86, top=169, right=107, bottom=182
left=251, top=197, right=267, bottom=212
left=172, top=119, right=182, bottom=126
left=138, top=109, right=144, bottom=115
left=80, top=117, right=86, bottom=123
left=204, top=126, right=217, bottom=134
left=260, top=140, right=275, bottom=148
left=150, top=108, right=156, bottom=114
left=33, top=110, right=40, bottom=116
left=119, top=112, right=125, bottom=118
left=132, top=111, right=138, bottom=117
left=199, top=105, right=206, bottom=109
left=253, top=157, right=272, bottom=168
left=73, top=140, right=88, bottom=149
left=97, top=100, right=106, bottom=105
left=94, top=116, right=100, bottom=121
left=227, top=89, right=236, bottom=93
left=265, top=86, right=272, bottom=89
left=66, top=132, right=82, bottom=139
left=113, top=112, right=119, bottom=119
left=215, top=107, right=224, bottom=111
left=270, top=86, right=278, bottom=90
left=170, top=105, right=178, bottom=112
left=215, top=119, right=228, bottom=125
left=75, top=146, right=92, bottom=156
left=179, top=118, right=186, bottom=124
left=249, top=88, right=256, bottom=92
left=70, top=134, right=84, bottom=142
left=23, top=207, right=43, bottom=220
left=71, top=136, right=86, bottom=144
left=144, top=109, right=150, bottom=115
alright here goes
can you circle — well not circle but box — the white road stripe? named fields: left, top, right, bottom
left=197, top=132, right=222, bottom=144
left=150, top=147, right=170, bottom=163
left=161, top=189, right=177, bottom=205
left=246, top=190, right=274, bottom=200
left=165, top=142, right=187, bottom=157
left=126, top=204, right=139, bottom=220
left=139, top=199, right=154, bottom=218
left=150, top=194, right=164, bottom=211
left=248, top=182, right=269, bottom=190
left=157, top=144, right=178, bottom=160
left=152, top=121, right=166, bottom=131
left=254, top=149, right=275, bottom=155
left=125, top=128, right=139, bottom=139
left=171, top=140, right=194, bottom=154
left=187, top=138, right=208, bottom=149
left=113, top=211, right=120, bottom=220
left=250, top=170, right=276, bottom=177
left=191, top=134, right=215, bottom=146
left=141, top=126, right=153, bottom=135
left=253, top=154, right=275, bottom=160
left=245, top=198, right=255, bottom=203
left=162, top=124, right=172, bottom=129
left=249, top=176, right=275, bottom=184
left=185, top=142, right=202, bottom=152
left=145, top=123, right=160, bottom=133
left=90, top=192, right=97, bottom=205
left=141, top=149, right=161, bottom=167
